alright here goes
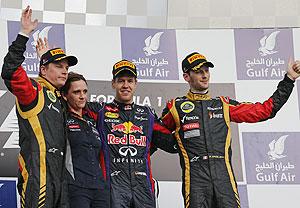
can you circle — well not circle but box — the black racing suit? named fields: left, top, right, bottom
left=97, top=100, right=176, bottom=208
left=1, top=34, right=68, bottom=207
left=161, top=74, right=294, bottom=208
left=65, top=109, right=110, bottom=208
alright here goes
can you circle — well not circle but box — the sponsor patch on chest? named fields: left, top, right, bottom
left=182, top=122, right=200, bottom=131
left=208, top=112, right=223, bottom=119
left=184, top=129, right=200, bottom=139
left=180, top=101, right=195, bottom=113
left=68, top=124, right=81, bottom=131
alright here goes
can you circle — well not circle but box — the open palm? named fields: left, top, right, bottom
left=21, top=6, right=38, bottom=35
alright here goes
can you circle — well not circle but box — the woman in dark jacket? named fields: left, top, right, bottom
left=62, top=72, right=110, bottom=208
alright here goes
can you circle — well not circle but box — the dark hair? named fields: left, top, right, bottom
left=38, top=60, right=59, bottom=77
left=39, top=63, right=49, bottom=77
left=61, top=72, right=87, bottom=94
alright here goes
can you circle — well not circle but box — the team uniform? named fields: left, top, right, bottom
left=97, top=100, right=175, bottom=208
left=65, top=108, right=110, bottom=208
left=161, top=74, right=294, bottom=208
left=1, top=34, right=69, bottom=207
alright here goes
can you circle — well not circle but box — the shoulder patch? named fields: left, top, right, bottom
left=175, top=96, right=186, bottom=102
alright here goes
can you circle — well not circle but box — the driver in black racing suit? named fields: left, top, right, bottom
left=161, top=52, right=300, bottom=208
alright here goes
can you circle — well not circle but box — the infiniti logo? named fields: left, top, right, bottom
left=119, top=146, right=138, bottom=157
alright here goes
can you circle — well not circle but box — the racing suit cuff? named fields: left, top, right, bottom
left=283, top=73, right=295, bottom=84
left=16, top=33, right=29, bottom=45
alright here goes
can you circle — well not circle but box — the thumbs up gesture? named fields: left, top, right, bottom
left=287, top=58, right=300, bottom=81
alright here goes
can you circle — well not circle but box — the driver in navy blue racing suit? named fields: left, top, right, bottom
left=96, top=60, right=176, bottom=208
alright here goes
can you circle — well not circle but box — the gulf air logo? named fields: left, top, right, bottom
left=143, top=32, right=164, bottom=56
left=258, top=31, right=280, bottom=56
left=268, top=135, right=287, bottom=160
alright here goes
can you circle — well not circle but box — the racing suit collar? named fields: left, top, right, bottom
left=112, top=99, right=134, bottom=111
left=186, top=90, right=211, bottom=101
left=37, top=76, right=61, bottom=97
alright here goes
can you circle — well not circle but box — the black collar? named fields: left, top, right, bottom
left=112, top=99, right=134, bottom=111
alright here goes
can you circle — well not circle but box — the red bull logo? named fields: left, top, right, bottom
left=107, top=134, right=147, bottom=146
left=111, top=122, right=144, bottom=134
left=129, top=124, right=143, bottom=134
left=129, top=135, right=146, bottom=146
left=108, top=134, right=127, bottom=145
left=111, top=123, right=127, bottom=133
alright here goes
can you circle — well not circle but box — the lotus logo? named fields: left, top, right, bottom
left=143, top=32, right=164, bottom=56
left=31, top=26, right=52, bottom=49
left=267, top=135, right=288, bottom=160
left=119, top=146, right=137, bottom=157
left=258, top=31, right=280, bottom=56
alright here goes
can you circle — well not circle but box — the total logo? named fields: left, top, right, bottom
left=111, top=121, right=143, bottom=134
left=107, top=134, right=147, bottom=147
left=182, top=123, right=199, bottom=131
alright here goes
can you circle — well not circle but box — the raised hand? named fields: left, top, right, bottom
left=21, top=6, right=38, bottom=36
left=36, top=37, right=49, bottom=58
left=287, top=58, right=300, bottom=81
